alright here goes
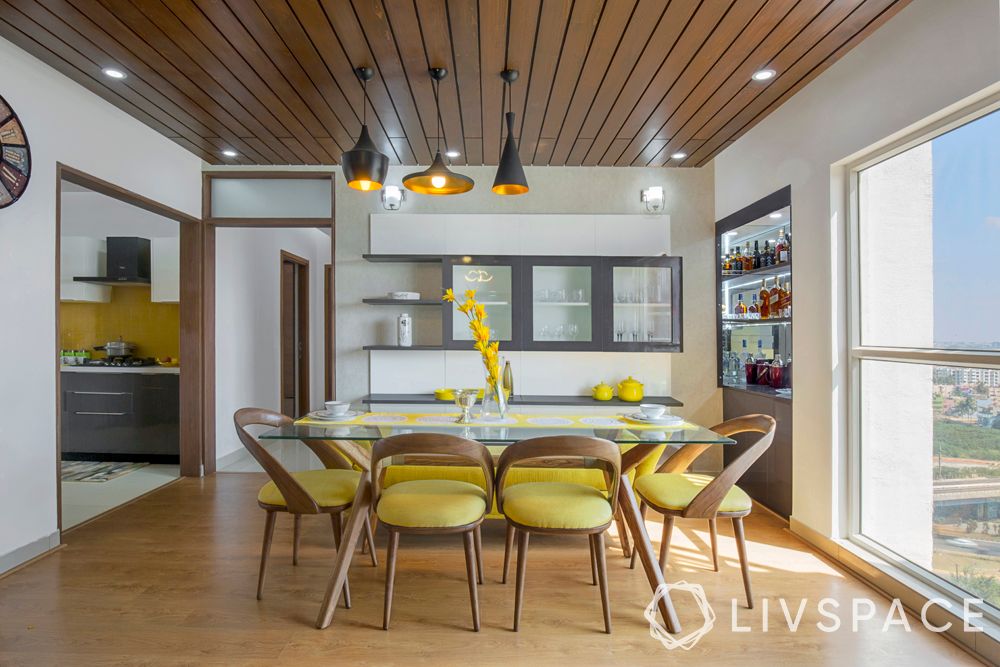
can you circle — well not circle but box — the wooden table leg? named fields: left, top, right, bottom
left=618, top=473, right=681, bottom=634
left=316, top=471, right=372, bottom=629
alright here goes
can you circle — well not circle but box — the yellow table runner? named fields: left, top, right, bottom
left=296, top=411, right=693, bottom=431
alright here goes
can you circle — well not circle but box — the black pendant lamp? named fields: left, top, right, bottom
left=403, top=68, right=474, bottom=195
left=342, top=66, right=389, bottom=192
left=492, top=69, right=528, bottom=195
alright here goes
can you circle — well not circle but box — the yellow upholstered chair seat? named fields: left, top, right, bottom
left=634, top=473, right=752, bottom=514
left=376, top=479, right=488, bottom=528
left=502, top=482, right=613, bottom=530
left=257, top=468, right=361, bottom=509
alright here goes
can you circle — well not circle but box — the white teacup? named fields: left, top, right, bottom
left=324, top=401, right=350, bottom=416
left=638, top=403, right=666, bottom=419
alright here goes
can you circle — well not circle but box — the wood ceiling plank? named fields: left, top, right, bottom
left=478, top=0, right=508, bottom=165
left=585, top=0, right=698, bottom=166
left=514, top=0, right=571, bottom=166
left=409, top=0, right=466, bottom=161
left=685, top=0, right=901, bottom=166
left=612, top=0, right=733, bottom=166
left=648, top=0, right=833, bottom=166
left=389, top=136, right=416, bottom=164
left=445, top=0, right=482, bottom=165
left=575, top=0, right=670, bottom=166
left=504, top=0, right=542, bottom=139
left=531, top=0, right=603, bottom=165
left=625, top=0, right=768, bottom=166
left=349, top=0, right=433, bottom=163
left=548, top=0, right=637, bottom=166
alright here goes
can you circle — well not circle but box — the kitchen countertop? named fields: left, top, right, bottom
left=60, top=365, right=180, bottom=375
left=362, top=393, right=683, bottom=407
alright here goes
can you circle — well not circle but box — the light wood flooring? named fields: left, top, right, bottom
left=0, top=473, right=979, bottom=666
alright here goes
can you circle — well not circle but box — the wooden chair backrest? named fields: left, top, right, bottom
left=370, top=433, right=495, bottom=510
left=233, top=407, right=319, bottom=515
left=495, top=436, right=622, bottom=514
left=682, top=414, right=776, bottom=518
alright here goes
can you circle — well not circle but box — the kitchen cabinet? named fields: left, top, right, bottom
left=602, top=256, right=682, bottom=352
left=722, top=387, right=792, bottom=518
left=442, top=256, right=524, bottom=350
left=521, top=257, right=601, bottom=351
left=60, top=236, right=110, bottom=303
left=61, top=371, right=179, bottom=461
left=151, top=237, right=180, bottom=303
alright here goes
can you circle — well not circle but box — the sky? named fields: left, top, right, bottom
left=932, top=108, right=1000, bottom=347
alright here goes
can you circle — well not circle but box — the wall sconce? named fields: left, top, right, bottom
left=381, top=185, right=405, bottom=210
left=640, top=186, right=664, bottom=213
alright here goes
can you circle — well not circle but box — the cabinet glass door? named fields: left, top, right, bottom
left=605, top=257, right=682, bottom=351
left=523, top=258, right=599, bottom=350
left=445, top=257, right=519, bottom=348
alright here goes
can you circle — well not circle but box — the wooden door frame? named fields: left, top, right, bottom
left=324, top=264, right=333, bottom=401
left=279, top=250, right=310, bottom=417
left=201, top=171, right=336, bottom=467
left=55, top=163, right=206, bottom=531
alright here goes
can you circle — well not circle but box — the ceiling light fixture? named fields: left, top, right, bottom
left=221, top=149, right=238, bottom=158
left=752, top=68, right=776, bottom=82
left=102, top=67, right=127, bottom=80
left=341, top=66, right=389, bottom=192
left=769, top=212, right=782, bottom=219
left=492, top=69, right=528, bottom=196
left=445, top=150, right=461, bottom=158
left=403, top=68, right=474, bottom=195
left=670, top=152, right=687, bottom=160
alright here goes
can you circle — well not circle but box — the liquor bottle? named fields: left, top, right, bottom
left=748, top=294, right=759, bottom=318
left=752, top=240, right=761, bottom=270
left=758, top=279, right=771, bottom=319
left=502, top=360, right=514, bottom=396
left=776, top=228, right=788, bottom=263
left=769, top=279, right=781, bottom=317
left=762, top=240, right=773, bottom=267
left=743, top=243, right=752, bottom=271
left=722, top=253, right=731, bottom=274
left=733, top=293, right=747, bottom=317
left=778, top=280, right=791, bottom=317
left=784, top=229, right=791, bottom=260
left=770, top=354, right=785, bottom=389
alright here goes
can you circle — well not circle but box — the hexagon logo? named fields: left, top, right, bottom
left=644, top=581, right=716, bottom=650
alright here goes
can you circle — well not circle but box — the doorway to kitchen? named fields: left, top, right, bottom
left=280, top=251, right=310, bottom=418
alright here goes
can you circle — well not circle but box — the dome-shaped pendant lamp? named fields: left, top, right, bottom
left=342, top=66, right=389, bottom=192
left=493, top=69, right=528, bottom=195
left=403, top=68, right=474, bottom=195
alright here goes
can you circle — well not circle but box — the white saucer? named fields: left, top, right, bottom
left=311, top=410, right=359, bottom=421
left=623, top=413, right=683, bottom=426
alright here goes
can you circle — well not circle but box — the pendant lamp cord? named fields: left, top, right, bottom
left=362, top=77, right=367, bottom=126
left=434, top=77, right=442, bottom=156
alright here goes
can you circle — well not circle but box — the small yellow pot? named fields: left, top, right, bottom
left=617, top=376, right=644, bottom=402
left=592, top=381, right=614, bottom=401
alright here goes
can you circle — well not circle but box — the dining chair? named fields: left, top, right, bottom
left=496, top=435, right=621, bottom=633
left=371, top=433, right=494, bottom=631
left=628, top=414, right=776, bottom=609
left=233, top=408, right=377, bottom=602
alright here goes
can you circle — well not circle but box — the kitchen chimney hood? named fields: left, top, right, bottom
left=73, top=237, right=151, bottom=286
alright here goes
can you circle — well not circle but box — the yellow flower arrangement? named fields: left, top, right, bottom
left=444, top=288, right=501, bottom=387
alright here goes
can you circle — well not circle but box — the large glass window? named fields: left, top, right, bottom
left=854, top=106, right=1000, bottom=608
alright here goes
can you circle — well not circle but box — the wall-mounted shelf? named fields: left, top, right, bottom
left=362, top=254, right=442, bottom=263
left=362, top=344, right=443, bottom=351
left=721, top=317, right=791, bottom=325
left=719, top=261, right=791, bottom=284
left=363, top=298, right=443, bottom=306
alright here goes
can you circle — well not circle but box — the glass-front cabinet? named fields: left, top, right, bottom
left=604, top=256, right=682, bottom=352
left=523, top=257, right=599, bottom=350
left=443, top=256, right=522, bottom=349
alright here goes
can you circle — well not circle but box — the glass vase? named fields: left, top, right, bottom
left=480, top=377, right=507, bottom=420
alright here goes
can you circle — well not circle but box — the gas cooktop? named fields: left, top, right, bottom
left=81, top=356, right=158, bottom=367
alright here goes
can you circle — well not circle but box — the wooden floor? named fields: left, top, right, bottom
left=0, top=474, right=978, bottom=666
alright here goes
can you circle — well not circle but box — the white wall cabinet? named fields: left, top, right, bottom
left=151, top=237, right=180, bottom=303
left=60, top=236, right=110, bottom=303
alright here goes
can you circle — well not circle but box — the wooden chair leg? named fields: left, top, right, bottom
left=589, top=534, right=598, bottom=585
left=383, top=530, right=400, bottom=630
left=363, top=515, right=379, bottom=567
left=513, top=529, right=530, bottom=631
left=629, top=502, right=648, bottom=570
left=330, top=514, right=351, bottom=609
left=292, top=514, right=301, bottom=566
left=256, top=511, right=277, bottom=600
left=659, top=515, right=674, bottom=572
left=502, top=523, right=515, bottom=584
left=463, top=530, right=481, bottom=631
left=473, top=525, right=484, bottom=585
left=732, top=516, right=753, bottom=609
left=593, top=532, right=611, bottom=634
left=613, top=506, right=632, bottom=559
left=709, top=518, right=719, bottom=572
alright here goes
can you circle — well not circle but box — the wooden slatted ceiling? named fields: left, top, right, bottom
left=0, top=0, right=910, bottom=167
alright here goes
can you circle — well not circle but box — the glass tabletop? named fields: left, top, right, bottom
left=259, top=420, right=735, bottom=445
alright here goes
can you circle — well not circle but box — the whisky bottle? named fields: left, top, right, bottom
left=733, top=293, right=747, bottom=317
left=752, top=241, right=761, bottom=270
left=743, top=243, right=752, bottom=271
left=748, top=294, right=759, bottom=319
left=768, top=279, right=781, bottom=316
left=722, top=253, right=731, bottom=274
left=758, top=279, right=771, bottom=319
left=776, top=228, right=788, bottom=263
left=777, top=280, right=791, bottom=317
left=762, top=240, right=773, bottom=267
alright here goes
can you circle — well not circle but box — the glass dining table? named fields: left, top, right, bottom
left=260, top=413, right=736, bottom=633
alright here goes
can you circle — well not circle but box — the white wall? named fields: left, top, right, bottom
left=214, top=227, right=331, bottom=461
left=0, top=36, right=202, bottom=572
left=712, top=0, right=1000, bottom=538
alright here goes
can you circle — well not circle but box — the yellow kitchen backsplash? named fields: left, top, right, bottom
left=61, top=286, right=179, bottom=360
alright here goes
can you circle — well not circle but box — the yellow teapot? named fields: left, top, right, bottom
left=617, top=376, right=644, bottom=402
left=592, top=381, right=614, bottom=401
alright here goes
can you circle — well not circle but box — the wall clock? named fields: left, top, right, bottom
left=0, top=93, right=31, bottom=209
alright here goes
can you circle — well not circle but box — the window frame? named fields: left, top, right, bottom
left=846, top=92, right=1000, bottom=616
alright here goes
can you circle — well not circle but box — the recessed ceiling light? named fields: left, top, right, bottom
left=670, top=152, right=687, bottom=160
left=102, top=67, right=127, bottom=80
left=769, top=212, right=782, bottom=219
left=221, top=149, right=238, bottom=158
left=752, top=68, right=776, bottom=82
left=444, top=150, right=460, bottom=158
